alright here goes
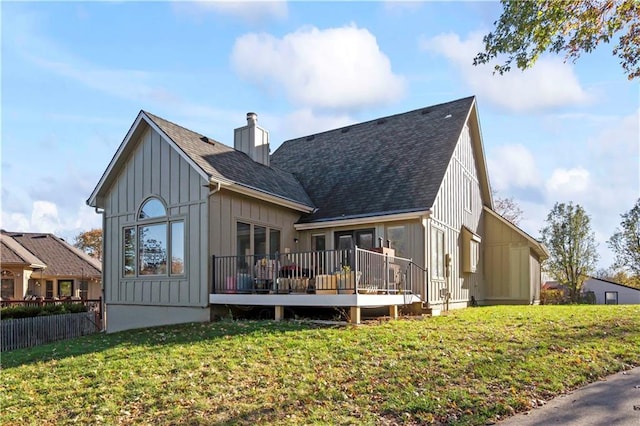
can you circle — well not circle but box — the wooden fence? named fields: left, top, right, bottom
left=1, top=312, right=101, bottom=352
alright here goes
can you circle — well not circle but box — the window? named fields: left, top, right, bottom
left=334, top=229, right=375, bottom=251
left=431, top=227, right=445, bottom=279
left=1, top=270, right=15, bottom=299
left=79, top=280, right=89, bottom=299
left=269, top=229, right=281, bottom=255
left=171, top=222, right=185, bottom=275
left=255, top=226, right=267, bottom=256
left=139, top=223, right=167, bottom=275
left=46, top=280, right=54, bottom=298
left=236, top=222, right=281, bottom=259
left=464, top=175, right=473, bottom=212
left=58, top=280, right=73, bottom=298
left=604, top=291, right=618, bottom=305
left=122, top=197, right=185, bottom=277
left=461, top=227, right=481, bottom=273
left=312, top=234, right=326, bottom=251
left=386, top=225, right=407, bottom=258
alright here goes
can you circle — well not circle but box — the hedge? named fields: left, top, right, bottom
left=1, top=303, right=88, bottom=320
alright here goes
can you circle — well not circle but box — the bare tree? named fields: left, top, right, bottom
left=492, top=191, right=524, bottom=225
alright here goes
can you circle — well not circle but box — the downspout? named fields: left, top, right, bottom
left=209, top=179, right=222, bottom=196
left=207, top=179, right=222, bottom=308
left=94, top=207, right=106, bottom=331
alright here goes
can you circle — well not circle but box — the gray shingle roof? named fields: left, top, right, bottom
left=271, top=96, right=475, bottom=223
left=143, top=112, right=314, bottom=209
left=1, top=231, right=101, bottom=277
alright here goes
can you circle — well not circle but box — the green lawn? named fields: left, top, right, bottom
left=2, top=305, right=639, bottom=425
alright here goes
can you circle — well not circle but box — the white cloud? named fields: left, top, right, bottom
left=1, top=200, right=100, bottom=242
left=30, top=201, right=62, bottom=233
left=589, top=109, right=640, bottom=161
left=173, top=1, right=288, bottom=23
left=488, top=144, right=540, bottom=192
left=494, top=110, right=639, bottom=269
left=231, top=25, right=406, bottom=110
left=545, top=167, right=591, bottom=198
left=419, top=32, right=591, bottom=112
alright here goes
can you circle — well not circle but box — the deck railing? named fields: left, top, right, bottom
left=212, top=248, right=425, bottom=298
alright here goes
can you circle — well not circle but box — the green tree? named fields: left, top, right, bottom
left=540, top=202, right=599, bottom=301
left=607, top=198, right=640, bottom=276
left=73, top=228, right=103, bottom=261
left=474, top=0, right=640, bottom=80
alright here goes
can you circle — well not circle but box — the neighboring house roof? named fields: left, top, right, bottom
left=584, top=277, right=640, bottom=292
left=0, top=231, right=101, bottom=277
left=0, top=234, right=47, bottom=268
left=484, top=206, right=550, bottom=259
left=87, top=111, right=314, bottom=211
left=542, top=281, right=568, bottom=291
left=271, top=96, right=480, bottom=223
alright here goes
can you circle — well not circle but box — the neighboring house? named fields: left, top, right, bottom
left=582, top=277, right=640, bottom=305
left=0, top=231, right=102, bottom=301
left=88, top=96, right=548, bottom=333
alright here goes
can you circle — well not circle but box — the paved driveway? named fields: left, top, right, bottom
left=499, top=367, right=640, bottom=425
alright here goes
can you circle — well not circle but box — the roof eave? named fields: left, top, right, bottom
left=294, top=209, right=431, bottom=230
left=467, top=98, right=493, bottom=208
left=211, top=177, right=314, bottom=213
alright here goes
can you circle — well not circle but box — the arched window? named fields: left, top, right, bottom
left=1, top=270, right=15, bottom=299
left=123, top=197, right=185, bottom=277
left=139, top=198, right=166, bottom=219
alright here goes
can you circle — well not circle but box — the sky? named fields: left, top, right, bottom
left=1, top=1, right=638, bottom=270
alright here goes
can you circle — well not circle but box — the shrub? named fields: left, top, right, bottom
left=540, top=289, right=569, bottom=305
left=1, top=303, right=88, bottom=320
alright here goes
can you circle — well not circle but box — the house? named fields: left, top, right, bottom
left=0, top=231, right=102, bottom=301
left=87, top=96, right=548, bottom=333
left=581, top=277, right=640, bottom=305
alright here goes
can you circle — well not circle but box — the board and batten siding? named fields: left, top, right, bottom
left=209, top=190, right=300, bottom=258
left=102, top=127, right=209, bottom=309
left=427, top=123, right=484, bottom=307
left=484, top=211, right=538, bottom=303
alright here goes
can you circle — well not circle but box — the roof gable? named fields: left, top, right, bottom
left=484, top=207, right=550, bottom=259
left=271, top=96, right=477, bottom=222
left=1, top=231, right=101, bottom=276
left=88, top=111, right=313, bottom=211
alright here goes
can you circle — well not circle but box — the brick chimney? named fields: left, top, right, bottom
left=234, top=112, right=270, bottom=166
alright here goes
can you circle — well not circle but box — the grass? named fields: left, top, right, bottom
left=2, top=305, right=639, bottom=425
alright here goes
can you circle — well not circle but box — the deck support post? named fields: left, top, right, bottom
left=389, top=305, right=398, bottom=320
left=349, top=306, right=360, bottom=324
left=275, top=306, right=284, bottom=321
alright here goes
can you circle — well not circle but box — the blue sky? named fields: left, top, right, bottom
left=1, top=1, right=638, bottom=269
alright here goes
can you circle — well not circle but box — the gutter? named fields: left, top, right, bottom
left=210, top=176, right=314, bottom=213
left=294, top=210, right=431, bottom=230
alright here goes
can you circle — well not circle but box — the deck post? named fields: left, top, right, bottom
left=349, top=306, right=360, bottom=324
left=274, top=305, right=284, bottom=321
left=388, top=305, right=398, bottom=320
